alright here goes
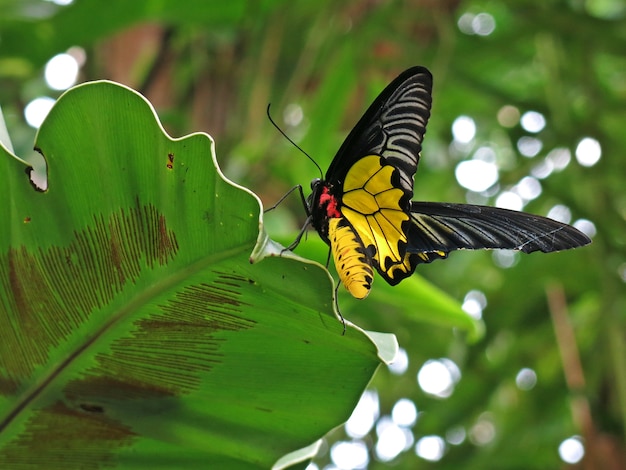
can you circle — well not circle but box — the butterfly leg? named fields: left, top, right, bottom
left=284, top=215, right=312, bottom=251
left=334, top=282, right=346, bottom=335
left=263, top=184, right=307, bottom=213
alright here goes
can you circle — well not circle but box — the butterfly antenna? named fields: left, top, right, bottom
left=266, top=103, right=324, bottom=180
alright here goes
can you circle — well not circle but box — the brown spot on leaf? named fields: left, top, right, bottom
left=80, top=403, right=105, bottom=413
left=0, top=201, right=178, bottom=397
left=0, top=400, right=136, bottom=468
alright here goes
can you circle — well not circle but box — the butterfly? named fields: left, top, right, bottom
left=289, top=66, right=591, bottom=300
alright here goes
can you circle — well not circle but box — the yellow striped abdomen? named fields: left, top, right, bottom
left=328, top=217, right=374, bottom=299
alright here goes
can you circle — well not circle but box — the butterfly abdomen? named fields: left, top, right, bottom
left=328, top=217, right=374, bottom=299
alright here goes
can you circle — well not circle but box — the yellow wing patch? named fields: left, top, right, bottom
left=328, top=217, right=374, bottom=299
left=340, top=155, right=411, bottom=283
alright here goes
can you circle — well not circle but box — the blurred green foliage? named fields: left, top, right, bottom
left=1, top=0, right=624, bottom=468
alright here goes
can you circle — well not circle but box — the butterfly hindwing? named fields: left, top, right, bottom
left=340, top=155, right=411, bottom=282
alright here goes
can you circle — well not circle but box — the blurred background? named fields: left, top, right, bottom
left=1, top=0, right=624, bottom=468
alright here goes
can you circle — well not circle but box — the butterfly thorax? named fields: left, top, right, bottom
left=309, top=178, right=342, bottom=244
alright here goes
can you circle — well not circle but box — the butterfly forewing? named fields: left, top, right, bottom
left=325, top=66, right=433, bottom=200
left=407, top=201, right=590, bottom=258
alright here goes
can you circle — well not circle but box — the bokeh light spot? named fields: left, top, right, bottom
left=388, top=347, right=409, bottom=375
left=415, top=435, right=445, bottom=461
left=469, top=413, right=496, bottom=446
left=575, top=137, right=601, bottom=167
left=547, top=204, right=572, bottom=224
left=417, top=359, right=461, bottom=398
left=376, top=417, right=411, bottom=461
left=495, top=191, right=523, bottom=211
left=345, top=390, right=379, bottom=438
left=283, top=103, right=303, bottom=127
left=547, top=147, right=571, bottom=171
left=493, top=250, right=518, bottom=268
left=24, top=97, right=55, bottom=128
left=455, top=160, right=499, bottom=192
left=497, top=105, right=520, bottom=127
left=531, top=159, right=554, bottom=179
left=558, top=436, right=584, bottom=464
left=520, top=111, right=546, bottom=133
left=391, top=398, right=418, bottom=427
left=331, top=440, right=369, bottom=469
left=45, top=53, right=79, bottom=90
left=446, top=426, right=466, bottom=445
left=452, top=115, right=476, bottom=143
left=472, top=12, right=496, bottom=36
left=573, top=219, right=596, bottom=238
left=515, top=176, right=542, bottom=201
left=462, top=290, right=487, bottom=320
left=515, top=368, right=537, bottom=390
left=517, top=136, right=543, bottom=157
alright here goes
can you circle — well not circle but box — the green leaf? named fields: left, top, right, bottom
left=0, top=81, right=386, bottom=469
left=279, top=236, right=482, bottom=341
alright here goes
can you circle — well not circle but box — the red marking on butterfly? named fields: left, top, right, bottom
left=320, top=186, right=341, bottom=218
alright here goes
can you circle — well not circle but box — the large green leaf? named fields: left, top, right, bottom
left=0, top=81, right=389, bottom=469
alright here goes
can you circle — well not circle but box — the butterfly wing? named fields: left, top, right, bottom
left=326, top=66, right=433, bottom=198
left=320, top=67, right=433, bottom=288
left=377, top=201, right=592, bottom=285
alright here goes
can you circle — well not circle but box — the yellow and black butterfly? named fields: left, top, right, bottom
left=289, top=65, right=590, bottom=300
